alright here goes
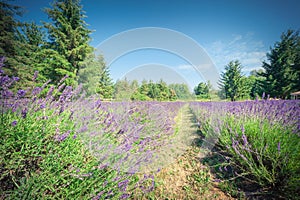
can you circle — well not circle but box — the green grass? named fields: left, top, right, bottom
left=0, top=108, right=138, bottom=199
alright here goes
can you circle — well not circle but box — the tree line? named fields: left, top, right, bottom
left=218, top=30, right=300, bottom=101
left=1, top=0, right=299, bottom=101
left=0, top=0, right=112, bottom=98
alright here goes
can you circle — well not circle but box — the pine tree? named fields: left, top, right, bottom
left=219, top=60, right=243, bottom=101
left=96, top=63, right=114, bottom=99
left=261, top=30, right=300, bottom=98
left=0, top=1, right=23, bottom=77
left=44, top=0, right=93, bottom=85
left=15, top=22, right=47, bottom=88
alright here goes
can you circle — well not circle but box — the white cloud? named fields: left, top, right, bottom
left=206, top=33, right=267, bottom=74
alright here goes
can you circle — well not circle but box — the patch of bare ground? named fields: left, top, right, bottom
left=133, top=104, right=235, bottom=200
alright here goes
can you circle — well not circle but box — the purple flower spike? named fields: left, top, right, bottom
left=241, top=125, right=245, bottom=134
left=17, top=89, right=26, bottom=98
left=33, top=71, right=39, bottom=81
left=11, top=120, right=17, bottom=126
left=277, top=142, right=280, bottom=154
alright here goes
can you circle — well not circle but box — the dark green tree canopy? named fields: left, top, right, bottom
left=44, top=0, right=93, bottom=83
left=219, top=60, right=243, bottom=101
left=261, top=29, right=300, bottom=98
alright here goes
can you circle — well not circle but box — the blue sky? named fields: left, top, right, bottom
left=15, top=0, right=300, bottom=89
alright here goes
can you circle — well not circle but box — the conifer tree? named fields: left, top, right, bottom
left=44, top=0, right=92, bottom=85
left=261, top=29, right=300, bottom=98
left=219, top=60, right=243, bottom=101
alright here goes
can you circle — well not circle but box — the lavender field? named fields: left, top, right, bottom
left=1, top=61, right=300, bottom=199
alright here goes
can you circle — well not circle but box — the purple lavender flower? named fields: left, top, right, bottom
left=40, top=103, right=46, bottom=109
left=214, top=178, right=221, bottom=182
left=55, top=130, right=71, bottom=142
left=17, top=89, right=26, bottom=98
left=13, top=76, right=19, bottom=82
left=118, top=179, right=129, bottom=191
left=11, top=120, right=17, bottom=126
left=120, top=193, right=130, bottom=199
left=32, top=71, right=39, bottom=81
left=21, top=107, right=28, bottom=118
left=242, top=134, right=248, bottom=146
left=277, top=142, right=280, bottom=154
left=32, top=87, right=42, bottom=96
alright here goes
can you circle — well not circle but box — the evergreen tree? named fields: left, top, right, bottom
left=194, top=82, right=211, bottom=99
left=219, top=60, right=243, bottom=101
left=261, top=29, right=300, bottom=98
left=96, top=63, right=114, bottom=99
left=15, top=22, right=47, bottom=88
left=44, top=0, right=93, bottom=85
left=0, top=0, right=23, bottom=78
left=78, top=53, right=104, bottom=96
left=249, top=69, right=265, bottom=99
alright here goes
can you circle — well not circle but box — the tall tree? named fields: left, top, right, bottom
left=261, top=29, right=300, bottom=98
left=219, top=60, right=243, bottom=101
left=0, top=0, right=23, bottom=77
left=96, top=62, right=114, bottom=99
left=194, top=81, right=211, bottom=99
left=44, top=0, right=93, bottom=85
left=248, top=69, right=265, bottom=99
left=15, top=22, right=47, bottom=88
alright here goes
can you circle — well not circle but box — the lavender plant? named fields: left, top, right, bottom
left=0, top=56, right=184, bottom=199
left=190, top=100, right=300, bottom=197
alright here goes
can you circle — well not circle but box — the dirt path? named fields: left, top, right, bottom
left=137, top=104, right=235, bottom=200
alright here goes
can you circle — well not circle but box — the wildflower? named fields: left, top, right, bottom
left=40, top=103, right=46, bottom=109
left=242, top=134, right=248, bottom=146
left=17, top=89, right=26, bottom=98
left=214, top=178, right=221, bottom=182
left=21, top=107, right=28, bottom=118
left=33, top=71, right=38, bottom=81
left=118, top=179, right=129, bottom=191
left=11, top=120, right=17, bottom=126
left=120, top=193, right=130, bottom=199
left=278, top=142, right=280, bottom=154
left=32, top=87, right=41, bottom=96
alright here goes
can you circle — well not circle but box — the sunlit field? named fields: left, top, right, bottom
left=1, top=62, right=299, bottom=199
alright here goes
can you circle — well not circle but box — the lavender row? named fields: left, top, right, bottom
left=189, top=100, right=300, bottom=194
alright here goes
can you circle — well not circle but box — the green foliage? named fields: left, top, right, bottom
left=134, top=80, right=177, bottom=101
left=78, top=53, right=104, bottom=96
left=194, top=81, right=211, bottom=99
left=14, top=22, right=47, bottom=88
left=114, top=79, right=177, bottom=101
left=190, top=101, right=300, bottom=197
left=261, top=29, right=300, bottom=98
left=0, top=1, right=26, bottom=86
left=0, top=1, right=22, bottom=61
left=44, top=0, right=93, bottom=85
left=169, top=83, right=192, bottom=100
left=249, top=69, right=265, bottom=99
left=97, top=64, right=114, bottom=99
left=219, top=60, right=243, bottom=101
left=0, top=106, right=137, bottom=199
left=114, top=78, right=134, bottom=100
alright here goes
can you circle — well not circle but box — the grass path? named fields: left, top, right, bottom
left=137, top=104, right=234, bottom=200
